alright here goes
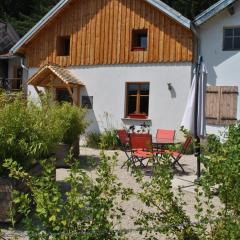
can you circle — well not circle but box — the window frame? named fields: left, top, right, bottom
left=125, top=82, right=150, bottom=118
left=131, top=29, right=148, bottom=51
left=223, top=26, right=240, bottom=51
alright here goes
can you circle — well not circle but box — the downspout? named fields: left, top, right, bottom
left=191, top=22, right=200, bottom=68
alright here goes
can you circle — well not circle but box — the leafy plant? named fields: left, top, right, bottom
left=54, top=102, right=87, bottom=146
left=86, top=132, right=101, bottom=149
left=133, top=156, right=197, bottom=240
left=0, top=94, right=86, bottom=175
left=100, top=130, right=119, bottom=150
left=132, top=123, right=240, bottom=239
left=4, top=152, right=132, bottom=240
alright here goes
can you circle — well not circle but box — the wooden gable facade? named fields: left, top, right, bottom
left=22, top=0, right=193, bottom=68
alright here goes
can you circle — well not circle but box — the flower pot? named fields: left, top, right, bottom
left=129, top=114, right=148, bottom=119
left=55, top=143, right=71, bottom=168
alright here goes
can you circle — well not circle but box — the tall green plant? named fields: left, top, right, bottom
left=0, top=94, right=87, bottom=175
left=4, top=152, right=132, bottom=240
left=133, top=156, right=197, bottom=240
left=54, top=102, right=87, bottom=146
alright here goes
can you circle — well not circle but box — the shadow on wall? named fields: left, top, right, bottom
left=169, top=85, right=177, bottom=98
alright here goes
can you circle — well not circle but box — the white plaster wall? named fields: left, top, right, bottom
left=199, top=1, right=240, bottom=135
left=28, top=63, right=192, bottom=136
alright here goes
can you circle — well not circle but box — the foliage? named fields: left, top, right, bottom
left=133, top=156, right=197, bottom=240
left=86, top=132, right=102, bottom=149
left=0, top=0, right=58, bottom=36
left=163, top=0, right=219, bottom=19
left=100, top=130, right=119, bottom=150
left=0, top=94, right=86, bottom=175
left=53, top=102, right=87, bottom=145
left=131, top=123, right=240, bottom=239
left=0, top=94, right=60, bottom=175
left=4, top=152, right=132, bottom=240
left=199, top=123, right=240, bottom=239
left=86, top=130, right=119, bottom=150
left=86, top=112, right=119, bottom=150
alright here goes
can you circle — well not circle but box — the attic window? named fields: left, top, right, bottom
left=132, top=29, right=148, bottom=51
left=223, top=27, right=240, bottom=51
left=57, top=36, right=70, bottom=56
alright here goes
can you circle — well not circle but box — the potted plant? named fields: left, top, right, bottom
left=54, top=103, right=87, bottom=168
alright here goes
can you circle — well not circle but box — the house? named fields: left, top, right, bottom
left=10, top=0, right=193, bottom=135
left=0, top=21, right=22, bottom=92
left=194, top=0, right=240, bottom=135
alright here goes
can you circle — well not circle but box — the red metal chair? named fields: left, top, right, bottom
left=156, top=129, right=175, bottom=144
left=129, top=133, right=159, bottom=167
left=168, top=136, right=192, bottom=173
left=117, top=129, right=132, bottom=167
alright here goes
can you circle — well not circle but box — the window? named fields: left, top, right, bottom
left=132, top=29, right=148, bottom=51
left=82, top=96, right=93, bottom=109
left=56, top=89, right=72, bottom=103
left=223, top=27, right=240, bottom=51
left=57, top=36, right=70, bottom=56
left=126, top=83, right=149, bottom=117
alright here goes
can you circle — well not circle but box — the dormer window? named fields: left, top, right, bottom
left=132, top=29, right=148, bottom=51
left=57, top=36, right=70, bottom=56
left=223, top=27, right=240, bottom=51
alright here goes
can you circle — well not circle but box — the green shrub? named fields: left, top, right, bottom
left=4, top=153, right=132, bottom=239
left=53, top=102, right=87, bottom=146
left=100, top=130, right=119, bottom=150
left=86, top=130, right=119, bottom=150
left=0, top=94, right=87, bottom=175
left=86, top=132, right=102, bottom=149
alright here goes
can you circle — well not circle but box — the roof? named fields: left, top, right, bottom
left=28, top=64, right=83, bottom=86
left=194, top=0, right=237, bottom=26
left=10, top=0, right=191, bottom=54
left=0, top=21, right=19, bottom=54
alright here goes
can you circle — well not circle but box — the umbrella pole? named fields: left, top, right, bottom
left=194, top=56, right=202, bottom=180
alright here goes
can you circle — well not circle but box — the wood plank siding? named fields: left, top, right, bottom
left=24, top=0, right=193, bottom=68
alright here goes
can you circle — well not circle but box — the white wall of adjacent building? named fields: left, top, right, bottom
left=199, top=1, right=240, bottom=135
left=27, top=63, right=192, bottom=138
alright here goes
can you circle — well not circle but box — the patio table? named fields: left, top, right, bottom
left=152, top=137, right=181, bottom=150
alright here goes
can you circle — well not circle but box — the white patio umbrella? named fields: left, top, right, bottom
left=181, top=56, right=207, bottom=178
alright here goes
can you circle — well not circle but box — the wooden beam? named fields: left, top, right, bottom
left=34, top=86, right=41, bottom=95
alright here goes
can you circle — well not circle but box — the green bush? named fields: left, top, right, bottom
left=132, top=123, right=240, bottom=239
left=53, top=102, right=87, bottom=146
left=0, top=94, right=87, bottom=175
left=86, top=132, right=102, bottom=149
left=86, top=130, right=119, bottom=150
left=100, top=130, right=119, bottom=150
left=4, top=153, right=132, bottom=239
